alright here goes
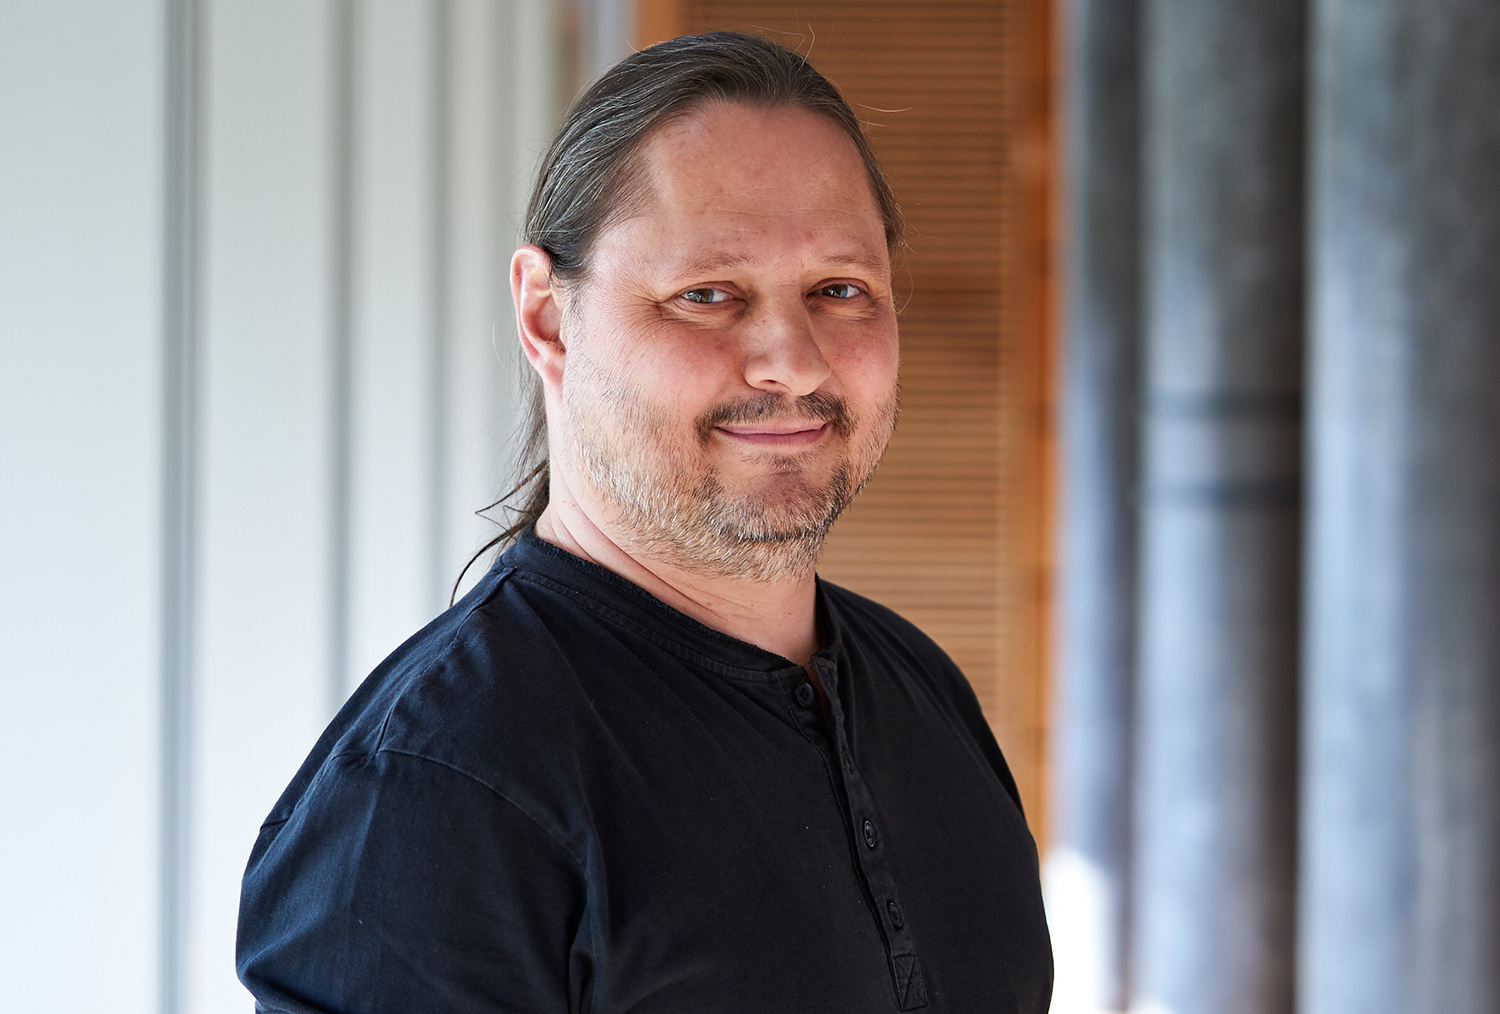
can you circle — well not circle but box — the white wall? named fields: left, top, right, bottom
left=1, top=1, right=561, bottom=1010
left=0, top=4, right=165, bottom=1011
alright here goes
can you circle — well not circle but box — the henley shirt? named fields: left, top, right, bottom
left=237, top=530, right=1053, bottom=1013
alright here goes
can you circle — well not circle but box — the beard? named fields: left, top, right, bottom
left=563, top=356, right=898, bottom=582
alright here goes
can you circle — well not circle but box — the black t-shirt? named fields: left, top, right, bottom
left=237, top=531, right=1052, bottom=1013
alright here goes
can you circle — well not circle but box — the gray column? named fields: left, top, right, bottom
left=1049, top=0, right=1140, bottom=1009
left=1131, top=1, right=1306, bottom=1012
left=1300, top=2, right=1500, bottom=1012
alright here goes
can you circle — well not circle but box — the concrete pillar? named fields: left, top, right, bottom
left=1300, top=2, right=1500, bottom=1012
left=1131, top=1, right=1306, bottom=1012
left=1048, top=0, right=1141, bottom=1009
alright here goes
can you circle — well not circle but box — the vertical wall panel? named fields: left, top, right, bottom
left=1132, top=1, right=1306, bottom=1012
left=190, top=2, right=339, bottom=1009
left=346, top=0, right=442, bottom=688
left=347, top=0, right=559, bottom=673
left=1301, top=1, right=1500, bottom=1011
left=509, top=0, right=563, bottom=235
left=579, top=0, right=634, bottom=82
left=159, top=2, right=202, bottom=1009
left=1048, top=0, right=1141, bottom=1008
left=0, top=4, right=165, bottom=1012
left=440, top=0, right=541, bottom=598
left=444, top=0, right=506, bottom=592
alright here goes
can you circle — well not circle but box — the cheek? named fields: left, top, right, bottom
left=586, top=323, right=737, bottom=431
left=827, top=322, right=900, bottom=403
left=631, top=325, right=745, bottom=402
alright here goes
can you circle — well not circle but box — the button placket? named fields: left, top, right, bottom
left=818, top=653, right=928, bottom=1010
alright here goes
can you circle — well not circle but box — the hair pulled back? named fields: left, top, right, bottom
left=454, top=31, right=902, bottom=599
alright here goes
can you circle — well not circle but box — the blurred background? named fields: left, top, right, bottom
left=2, top=1, right=1496, bottom=1012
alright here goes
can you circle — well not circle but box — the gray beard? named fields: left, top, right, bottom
left=564, top=360, right=896, bottom=583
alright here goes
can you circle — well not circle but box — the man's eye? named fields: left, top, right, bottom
left=817, top=283, right=862, bottom=299
left=681, top=288, right=730, bottom=304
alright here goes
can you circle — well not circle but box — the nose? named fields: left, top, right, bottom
left=741, top=297, right=832, bottom=397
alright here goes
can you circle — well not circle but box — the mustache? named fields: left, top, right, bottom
left=695, top=391, right=852, bottom=441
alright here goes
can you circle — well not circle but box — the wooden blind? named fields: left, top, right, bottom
left=637, top=0, right=1056, bottom=838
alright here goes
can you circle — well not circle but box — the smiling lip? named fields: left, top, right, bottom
left=714, top=421, right=830, bottom=447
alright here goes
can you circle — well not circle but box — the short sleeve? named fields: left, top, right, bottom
left=237, top=749, right=590, bottom=1013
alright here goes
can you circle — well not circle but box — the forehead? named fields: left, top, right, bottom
left=594, top=102, right=889, bottom=275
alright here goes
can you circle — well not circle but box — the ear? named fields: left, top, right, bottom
left=511, top=244, right=567, bottom=394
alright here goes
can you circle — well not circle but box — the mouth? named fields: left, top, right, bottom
left=713, top=421, right=830, bottom=448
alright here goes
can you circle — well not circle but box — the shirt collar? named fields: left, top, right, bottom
left=496, top=528, right=845, bottom=679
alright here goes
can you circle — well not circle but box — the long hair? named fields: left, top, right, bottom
left=452, top=31, right=903, bottom=600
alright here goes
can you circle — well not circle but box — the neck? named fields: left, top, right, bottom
left=532, top=476, right=821, bottom=668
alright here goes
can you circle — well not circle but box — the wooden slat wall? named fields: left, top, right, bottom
left=637, top=0, right=1056, bottom=840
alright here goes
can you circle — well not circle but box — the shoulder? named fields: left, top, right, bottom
left=239, top=716, right=586, bottom=1011
left=260, top=561, right=603, bottom=831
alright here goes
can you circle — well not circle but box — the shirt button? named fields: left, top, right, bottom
left=795, top=682, right=816, bottom=707
left=863, top=819, right=878, bottom=849
left=887, top=899, right=905, bottom=930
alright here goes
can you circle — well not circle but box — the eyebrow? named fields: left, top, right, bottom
left=675, top=249, right=889, bottom=279
left=678, top=252, right=756, bottom=276
left=823, top=251, right=891, bottom=277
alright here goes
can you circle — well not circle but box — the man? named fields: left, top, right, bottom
left=238, top=32, right=1052, bottom=1013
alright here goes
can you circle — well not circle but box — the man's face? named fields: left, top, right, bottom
left=554, top=101, right=900, bottom=580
